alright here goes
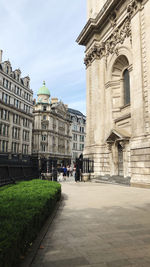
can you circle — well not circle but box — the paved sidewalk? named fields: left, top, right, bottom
left=31, top=181, right=150, bottom=267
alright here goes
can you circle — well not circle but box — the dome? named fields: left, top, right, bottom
left=37, top=81, right=50, bottom=96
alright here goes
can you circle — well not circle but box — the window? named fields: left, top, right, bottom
left=42, top=124, right=47, bottom=130
left=0, top=123, right=9, bottom=137
left=41, top=144, right=46, bottom=152
left=73, top=125, right=77, bottom=131
left=42, top=135, right=46, bottom=141
left=123, top=69, right=130, bottom=105
left=2, top=93, right=10, bottom=104
left=73, top=134, right=77, bottom=141
left=43, top=106, right=47, bottom=111
left=12, top=142, right=19, bottom=154
left=22, top=144, right=28, bottom=154
left=80, top=127, right=84, bottom=133
left=80, top=135, right=84, bottom=142
left=23, top=118, right=29, bottom=127
left=73, top=143, right=77, bottom=150
left=0, top=140, right=8, bottom=152
left=80, top=144, right=84, bottom=151
left=1, top=109, right=9, bottom=120
left=6, top=80, right=8, bottom=89
left=23, top=130, right=29, bottom=141
left=13, top=114, right=20, bottom=124
left=12, top=127, right=20, bottom=139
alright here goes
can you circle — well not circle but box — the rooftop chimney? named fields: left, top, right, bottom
left=51, top=98, right=58, bottom=104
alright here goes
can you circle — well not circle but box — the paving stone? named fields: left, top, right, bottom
left=106, top=258, right=131, bottom=267
left=42, top=257, right=89, bottom=267
left=26, top=181, right=150, bottom=267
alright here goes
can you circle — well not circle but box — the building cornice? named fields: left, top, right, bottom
left=78, top=0, right=145, bottom=68
left=0, top=100, right=33, bottom=119
left=33, top=110, right=71, bottom=123
left=76, top=0, right=122, bottom=46
left=77, top=0, right=144, bottom=47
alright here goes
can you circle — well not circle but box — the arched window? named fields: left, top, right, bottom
left=123, top=69, right=130, bottom=105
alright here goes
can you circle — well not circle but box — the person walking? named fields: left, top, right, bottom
left=75, top=165, right=80, bottom=182
left=63, top=166, right=67, bottom=181
left=67, top=165, right=70, bottom=177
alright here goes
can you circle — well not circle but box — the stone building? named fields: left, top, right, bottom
left=0, top=50, right=33, bottom=157
left=68, top=108, right=86, bottom=164
left=77, top=0, right=150, bottom=187
left=33, top=82, right=72, bottom=169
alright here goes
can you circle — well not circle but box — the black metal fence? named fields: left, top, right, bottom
left=82, top=158, right=94, bottom=173
left=76, top=155, right=94, bottom=174
left=40, top=158, right=57, bottom=173
left=0, top=154, right=39, bottom=187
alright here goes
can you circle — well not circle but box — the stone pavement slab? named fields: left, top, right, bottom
left=24, top=181, right=150, bottom=266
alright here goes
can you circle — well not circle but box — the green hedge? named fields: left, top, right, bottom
left=0, top=179, right=61, bottom=267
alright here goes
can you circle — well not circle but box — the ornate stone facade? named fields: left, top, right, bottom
left=77, top=0, right=150, bottom=187
left=0, top=50, right=33, bottom=157
left=33, top=83, right=72, bottom=168
left=68, top=108, right=86, bottom=164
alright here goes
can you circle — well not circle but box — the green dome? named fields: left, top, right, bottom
left=37, top=81, right=50, bottom=96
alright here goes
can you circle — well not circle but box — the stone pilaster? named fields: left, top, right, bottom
left=130, top=11, right=145, bottom=137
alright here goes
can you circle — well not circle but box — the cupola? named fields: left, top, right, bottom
left=37, top=81, right=50, bottom=104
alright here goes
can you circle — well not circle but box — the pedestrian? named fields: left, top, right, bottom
left=69, top=165, right=73, bottom=176
left=63, top=166, right=67, bottom=181
left=67, top=165, right=70, bottom=177
left=73, top=165, right=76, bottom=179
left=75, top=165, right=80, bottom=182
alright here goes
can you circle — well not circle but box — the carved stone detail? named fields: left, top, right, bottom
left=109, top=11, right=117, bottom=28
left=127, top=0, right=143, bottom=18
left=107, top=142, right=112, bottom=151
left=105, top=17, right=132, bottom=58
left=84, top=43, right=105, bottom=67
left=84, top=17, right=132, bottom=67
left=84, top=0, right=145, bottom=68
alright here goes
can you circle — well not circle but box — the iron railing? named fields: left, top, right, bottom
left=0, top=154, right=39, bottom=187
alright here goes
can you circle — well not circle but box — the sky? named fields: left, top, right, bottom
left=0, top=0, right=87, bottom=114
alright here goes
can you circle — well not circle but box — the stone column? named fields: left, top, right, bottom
left=91, top=58, right=105, bottom=145
left=143, top=1, right=150, bottom=134
left=130, top=12, right=145, bottom=137
left=84, top=64, right=92, bottom=151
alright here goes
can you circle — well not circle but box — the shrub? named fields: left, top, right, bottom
left=0, top=179, right=61, bottom=267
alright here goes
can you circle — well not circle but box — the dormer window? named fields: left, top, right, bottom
left=6, top=66, right=9, bottom=74
left=17, top=74, right=19, bottom=81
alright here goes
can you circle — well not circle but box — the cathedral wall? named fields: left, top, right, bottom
left=87, top=0, right=107, bottom=19
left=129, top=1, right=150, bottom=187
left=80, top=0, right=150, bottom=186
